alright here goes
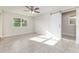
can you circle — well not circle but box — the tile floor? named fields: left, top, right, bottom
left=0, top=33, right=79, bottom=53
left=62, top=34, right=76, bottom=40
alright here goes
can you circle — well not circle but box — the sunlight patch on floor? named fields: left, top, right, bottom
left=30, top=35, right=61, bottom=46
left=38, top=34, right=52, bottom=39
left=30, top=31, right=61, bottom=46
left=44, top=39, right=59, bottom=46
left=30, top=37, right=46, bottom=42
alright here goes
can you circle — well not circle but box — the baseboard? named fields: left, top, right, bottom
left=1, top=32, right=36, bottom=39
left=62, top=33, right=75, bottom=37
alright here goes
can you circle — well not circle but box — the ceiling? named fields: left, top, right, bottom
left=0, top=6, right=76, bottom=16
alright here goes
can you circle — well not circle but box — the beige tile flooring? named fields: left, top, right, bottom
left=0, top=33, right=79, bottom=53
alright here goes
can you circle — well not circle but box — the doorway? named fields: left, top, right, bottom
left=62, top=10, right=76, bottom=41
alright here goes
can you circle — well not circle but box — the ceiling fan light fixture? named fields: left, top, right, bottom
left=26, top=11, right=39, bottom=16
left=31, top=11, right=35, bottom=14
left=25, top=6, right=40, bottom=17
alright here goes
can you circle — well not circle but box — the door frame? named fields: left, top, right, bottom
left=61, top=9, right=76, bottom=42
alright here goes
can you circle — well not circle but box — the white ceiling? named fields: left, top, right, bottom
left=0, top=6, right=76, bottom=16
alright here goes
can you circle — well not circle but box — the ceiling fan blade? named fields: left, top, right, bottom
left=25, top=6, right=31, bottom=10
left=35, top=11, right=40, bottom=13
left=34, top=8, right=39, bottom=10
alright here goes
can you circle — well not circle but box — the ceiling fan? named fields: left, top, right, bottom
left=25, top=6, right=40, bottom=13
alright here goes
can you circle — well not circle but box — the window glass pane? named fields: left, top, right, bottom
left=13, top=18, right=21, bottom=27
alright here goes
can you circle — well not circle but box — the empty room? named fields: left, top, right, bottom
left=0, top=6, right=79, bottom=53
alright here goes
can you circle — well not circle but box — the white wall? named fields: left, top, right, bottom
left=2, top=11, right=34, bottom=37
left=0, top=11, right=3, bottom=37
left=35, top=12, right=61, bottom=39
left=76, top=8, right=79, bottom=44
left=62, top=11, right=76, bottom=36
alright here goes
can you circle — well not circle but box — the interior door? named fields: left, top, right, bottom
left=51, top=12, right=62, bottom=40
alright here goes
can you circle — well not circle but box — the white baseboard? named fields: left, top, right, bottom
left=62, top=33, right=75, bottom=37
left=1, top=32, right=35, bottom=38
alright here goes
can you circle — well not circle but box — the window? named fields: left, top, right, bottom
left=13, top=18, right=27, bottom=27
left=13, top=18, right=21, bottom=27
left=22, top=19, right=27, bottom=26
left=69, top=16, right=76, bottom=25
